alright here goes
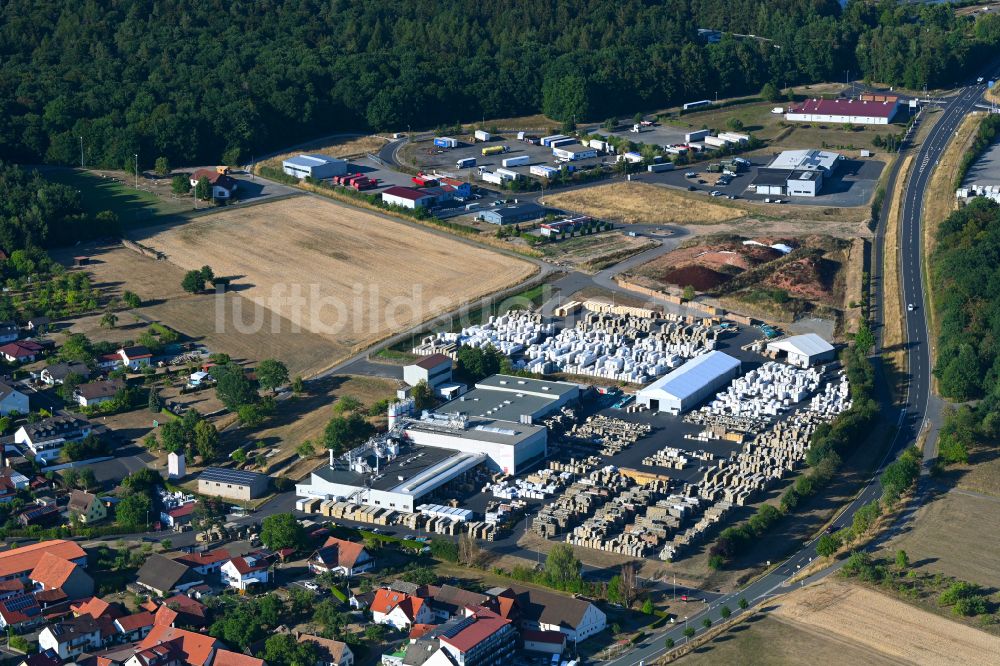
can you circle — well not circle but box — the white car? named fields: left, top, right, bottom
left=907, top=303, right=915, bottom=311
left=710, top=190, right=723, bottom=197
left=977, top=76, right=985, bottom=84
left=304, top=581, right=320, bottom=591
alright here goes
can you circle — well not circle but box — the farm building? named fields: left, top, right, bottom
left=785, top=98, right=899, bottom=125
left=766, top=334, right=836, bottom=368
left=404, top=354, right=453, bottom=389
left=282, top=154, right=348, bottom=180
left=480, top=202, right=545, bottom=225
left=552, top=144, right=598, bottom=161
left=197, top=467, right=268, bottom=501
left=382, top=186, right=435, bottom=209
left=750, top=150, right=841, bottom=198
left=636, top=351, right=741, bottom=413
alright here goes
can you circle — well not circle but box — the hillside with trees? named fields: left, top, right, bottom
left=1, top=1, right=998, bottom=170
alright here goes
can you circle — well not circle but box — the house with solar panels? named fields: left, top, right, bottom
left=197, top=467, right=269, bottom=501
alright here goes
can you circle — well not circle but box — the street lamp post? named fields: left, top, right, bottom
left=684, top=616, right=689, bottom=643
left=79, top=137, right=84, bottom=169
left=134, top=153, right=139, bottom=189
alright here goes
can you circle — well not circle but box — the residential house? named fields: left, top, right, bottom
left=158, top=594, right=209, bottom=627
left=69, top=490, right=108, bottom=524
left=29, top=552, right=94, bottom=599
left=220, top=554, right=269, bottom=592
left=118, top=346, right=153, bottom=371
left=349, top=590, right=375, bottom=611
left=436, top=608, right=516, bottom=666
left=503, top=586, right=606, bottom=643
left=0, top=540, right=87, bottom=583
left=0, top=592, right=42, bottom=630
left=72, top=596, right=124, bottom=623
left=126, top=642, right=185, bottom=666
left=0, top=340, right=44, bottom=363
left=371, top=588, right=434, bottom=630
left=16, top=649, right=62, bottom=666
left=0, top=322, right=19, bottom=344
left=189, top=169, right=238, bottom=200
left=0, top=471, right=28, bottom=503
left=298, top=633, right=354, bottom=666
left=308, top=537, right=373, bottom=578
left=114, top=611, right=156, bottom=642
left=135, top=624, right=224, bottom=666
left=212, top=650, right=265, bottom=666
left=427, top=585, right=488, bottom=621
left=136, top=555, right=204, bottom=597
left=172, top=549, right=231, bottom=576
left=0, top=382, right=30, bottom=416
left=38, top=615, right=102, bottom=659
left=96, top=352, right=124, bottom=370
left=26, top=317, right=50, bottom=333
left=14, top=415, right=93, bottom=464
left=40, top=362, right=90, bottom=386
left=75, top=379, right=124, bottom=407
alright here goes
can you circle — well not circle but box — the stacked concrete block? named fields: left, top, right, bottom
left=567, top=415, right=652, bottom=456
left=413, top=311, right=554, bottom=357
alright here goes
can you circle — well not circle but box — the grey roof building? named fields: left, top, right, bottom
left=135, top=554, right=204, bottom=597
left=197, top=467, right=269, bottom=501
left=479, top=202, right=545, bottom=226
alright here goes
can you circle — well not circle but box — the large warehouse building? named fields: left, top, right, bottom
left=281, top=154, right=348, bottom=179
left=480, top=202, right=546, bottom=225
left=766, top=333, right=836, bottom=368
left=785, top=98, right=899, bottom=125
left=751, top=149, right=841, bottom=198
left=636, top=351, right=741, bottom=413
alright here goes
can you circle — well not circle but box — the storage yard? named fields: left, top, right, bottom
left=133, top=197, right=536, bottom=358
left=298, top=300, right=849, bottom=564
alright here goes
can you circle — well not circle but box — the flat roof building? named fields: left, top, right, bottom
left=766, top=334, right=836, bottom=368
left=786, top=98, right=899, bottom=125
left=767, top=149, right=840, bottom=173
left=552, top=144, right=598, bottom=161
left=480, top=202, right=545, bottom=226
left=197, top=467, right=269, bottom=501
left=404, top=414, right=547, bottom=475
left=751, top=150, right=841, bottom=198
left=636, top=351, right=741, bottom=413
left=282, top=154, right=348, bottom=180
left=296, top=445, right=487, bottom=513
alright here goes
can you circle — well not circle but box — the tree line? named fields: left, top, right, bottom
left=2, top=1, right=999, bottom=170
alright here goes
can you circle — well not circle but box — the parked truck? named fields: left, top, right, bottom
left=433, top=137, right=458, bottom=149
left=502, top=155, right=530, bottom=168
left=412, top=175, right=439, bottom=187
left=474, top=130, right=492, bottom=142
left=482, top=145, right=508, bottom=156
left=456, top=157, right=477, bottom=169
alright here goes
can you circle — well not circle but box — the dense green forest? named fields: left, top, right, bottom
left=1, top=0, right=998, bottom=169
left=932, top=197, right=1000, bottom=463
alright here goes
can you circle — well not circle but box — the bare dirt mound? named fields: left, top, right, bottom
left=662, top=265, right=731, bottom=290
left=764, top=255, right=838, bottom=303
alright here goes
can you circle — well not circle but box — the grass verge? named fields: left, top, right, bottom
left=883, top=154, right=913, bottom=402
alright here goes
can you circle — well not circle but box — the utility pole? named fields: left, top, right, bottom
left=134, top=153, right=139, bottom=189
left=79, top=137, right=84, bottom=169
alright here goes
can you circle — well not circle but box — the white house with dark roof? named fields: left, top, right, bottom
left=118, top=346, right=153, bottom=370
left=14, top=416, right=92, bottom=463
left=0, top=382, right=29, bottom=416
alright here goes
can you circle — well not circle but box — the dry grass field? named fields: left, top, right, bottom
left=260, top=134, right=389, bottom=169
left=61, top=244, right=343, bottom=377
left=768, top=580, right=1000, bottom=665
left=884, top=488, right=1000, bottom=589
left=542, top=232, right=657, bottom=272
left=542, top=182, right=747, bottom=225
left=134, top=197, right=535, bottom=357
left=958, top=456, right=1000, bottom=497
left=676, top=614, right=905, bottom=666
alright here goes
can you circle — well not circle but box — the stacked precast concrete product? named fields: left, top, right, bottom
left=518, top=312, right=718, bottom=383
left=531, top=465, right=631, bottom=538
left=485, top=467, right=570, bottom=500
left=568, top=415, right=652, bottom=456
left=566, top=479, right=672, bottom=557
left=412, top=311, right=554, bottom=357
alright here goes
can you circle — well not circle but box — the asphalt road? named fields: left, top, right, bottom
left=605, top=81, right=994, bottom=665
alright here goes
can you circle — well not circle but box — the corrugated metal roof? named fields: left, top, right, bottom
left=638, top=351, right=740, bottom=402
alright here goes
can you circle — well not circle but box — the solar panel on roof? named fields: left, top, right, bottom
left=5, top=594, right=37, bottom=611
left=440, top=615, right=476, bottom=638
left=199, top=467, right=263, bottom=484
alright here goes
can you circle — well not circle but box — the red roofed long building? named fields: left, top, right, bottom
left=437, top=608, right=515, bottom=666
left=0, top=540, right=87, bottom=582
left=381, top=186, right=435, bottom=210
left=785, top=97, right=899, bottom=125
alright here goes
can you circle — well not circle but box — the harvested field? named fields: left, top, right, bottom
left=542, top=182, right=747, bottom=225
left=134, top=197, right=535, bottom=361
left=261, top=135, right=389, bottom=168
left=884, top=488, right=1000, bottom=589
left=959, top=455, right=1000, bottom=497
left=676, top=614, right=904, bottom=666
left=59, top=244, right=355, bottom=377
left=771, top=579, right=1000, bottom=665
